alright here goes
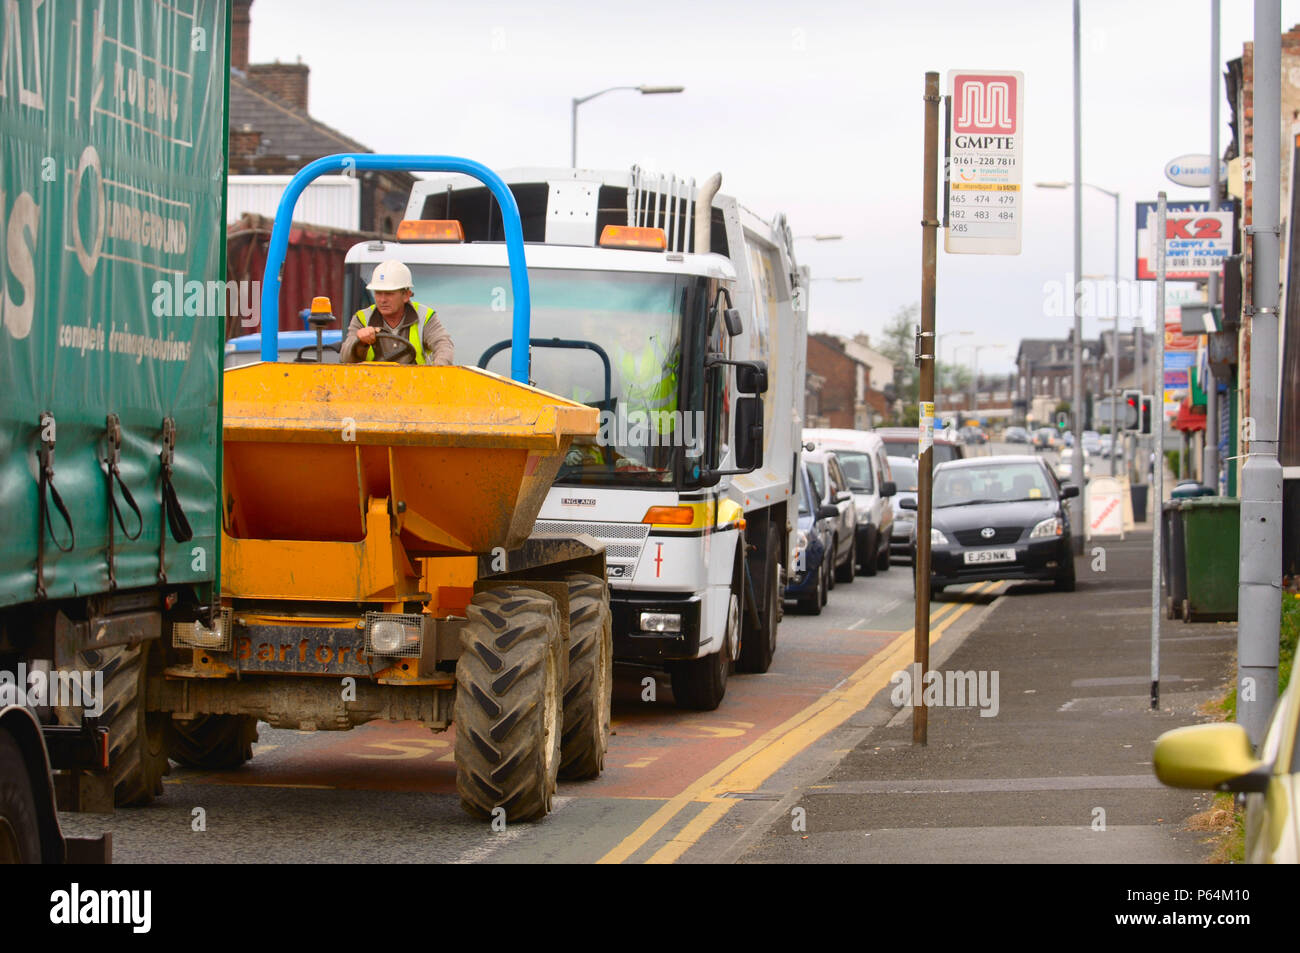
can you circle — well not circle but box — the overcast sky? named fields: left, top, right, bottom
left=248, top=0, right=1300, bottom=373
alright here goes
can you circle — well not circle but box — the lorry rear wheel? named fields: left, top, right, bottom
left=558, top=573, right=612, bottom=781
left=0, top=730, right=42, bottom=863
left=72, top=642, right=168, bottom=806
left=454, top=587, right=563, bottom=822
left=167, top=715, right=259, bottom=769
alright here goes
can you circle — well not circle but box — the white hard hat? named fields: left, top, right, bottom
left=366, top=260, right=413, bottom=291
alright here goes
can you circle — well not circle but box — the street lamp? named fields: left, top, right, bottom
left=570, top=85, right=684, bottom=168
left=794, top=234, right=844, bottom=241
left=1037, top=178, right=1121, bottom=539
left=1096, top=312, right=1123, bottom=476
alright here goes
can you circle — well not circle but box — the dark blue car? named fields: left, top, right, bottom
left=785, top=460, right=837, bottom=614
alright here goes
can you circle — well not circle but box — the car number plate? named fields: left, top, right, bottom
left=964, top=548, right=1015, bottom=565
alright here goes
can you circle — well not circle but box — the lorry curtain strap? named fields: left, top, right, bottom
left=157, top=417, right=193, bottom=584
left=103, top=414, right=143, bottom=591
left=36, top=412, right=75, bottom=599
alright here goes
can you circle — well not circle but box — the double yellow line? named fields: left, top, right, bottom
left=597, top=582, right=1001, bottom=865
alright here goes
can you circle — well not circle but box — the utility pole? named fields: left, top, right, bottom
left=1151, top=194, right=1167, bottom=710
left=1203, top=0, right=1222, bottom=491
left=914, top=71, right=940, bottom=747
left=1238, top=0, right=1282, bottom=745
left=1069, top=0, right=1086, bottom=552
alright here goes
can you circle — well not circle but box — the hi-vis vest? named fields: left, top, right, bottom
left=619, top=342, right=678, bottom=434
left=355, top=302, right=437, bottom=363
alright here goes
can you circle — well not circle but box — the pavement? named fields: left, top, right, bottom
left=737, top=525, right=1238, bottom=863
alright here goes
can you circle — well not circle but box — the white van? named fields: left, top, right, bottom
left=802, top=429, right=897, bottom=576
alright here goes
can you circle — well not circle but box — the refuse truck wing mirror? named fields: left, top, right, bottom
left=733, top=396, right=764, bottom=470
left=723, top=308, right=743, bottom=336
left=736, top=361, right=768, bottom=395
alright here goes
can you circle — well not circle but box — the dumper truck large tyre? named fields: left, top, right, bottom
left=454, top=587, right=563, bottom=822
left=167, top=715, right=259, bottom=770
left=72, top=642, right=169, bottom=806
left=0, top=729, right=42, bottom=863
left=558, top=573, right=612, bottom=780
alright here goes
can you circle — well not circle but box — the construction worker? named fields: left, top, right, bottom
left=341, top=260, right=453, bottom=365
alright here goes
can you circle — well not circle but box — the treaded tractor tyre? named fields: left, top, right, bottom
left=558, top=573, right=612, bottom=781
left=69, top=642, right=168, bottom=806
left=167, top=715, right=259, bottom=769
left=454, top=587, right=563, bottom=822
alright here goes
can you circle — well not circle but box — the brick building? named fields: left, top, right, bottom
left=228, top=0, right=413, bottom=236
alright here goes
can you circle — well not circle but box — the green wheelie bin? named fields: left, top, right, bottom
left=1178, top=497, right=1239, bottom=623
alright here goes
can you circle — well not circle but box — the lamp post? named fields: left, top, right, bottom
left=1037, top=170, right=1121, bottom=542
left=570, top=85, right=684, bottom=168
left=1097, top=312, right=1122, bottom=476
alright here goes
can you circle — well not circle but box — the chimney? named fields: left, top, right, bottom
left=248, top=61, right=310, bottom=111
left=232, top=0, right=252, bottom=70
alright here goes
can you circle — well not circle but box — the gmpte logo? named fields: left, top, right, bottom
left=0, top=665, right=103, bottom=716
left=50, top=884, right=151, bottom=934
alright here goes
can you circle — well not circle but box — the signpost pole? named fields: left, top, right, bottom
left=1203, top=0, right=1221, bottom=493
left=1237, top=0, right=1282, bottom=745
left=1070, top=0, right=1086, bottom=554
left=914, top=71, right=940, bottom=747
left=1151, top=193, right=1167, bottom=711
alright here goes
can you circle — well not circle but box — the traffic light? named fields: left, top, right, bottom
left=1122, top=389, right=1141, bottom=431
left=1140, top=395, right=1153, bottom=436
left=1055, top=411, right=1068, bottom=430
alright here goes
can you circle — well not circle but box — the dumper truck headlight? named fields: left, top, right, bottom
left=364, top=612, right=423, bottom=657
left=172, top=609, right=233, bottom=651
left=640, top=612, right=682, bottom=633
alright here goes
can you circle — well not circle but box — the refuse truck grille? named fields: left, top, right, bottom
left=533, top=520, right=651, bottom=580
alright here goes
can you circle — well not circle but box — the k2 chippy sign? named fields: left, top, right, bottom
left=945, top=70, right=1024, bottom=256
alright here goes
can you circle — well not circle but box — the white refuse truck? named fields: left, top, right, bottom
left=343, top=167, right=807, bottom=710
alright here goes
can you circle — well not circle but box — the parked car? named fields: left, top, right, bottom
left=887, top=455, right=919, bottom=564
left=803, top=448, right=859, bottom=586
left=1082, top=430, right=1102, bottom=454
left=803, top=429, right=897, bottom=576
left=874, top=427, right=965, bottom=465
left=1154, top=677, right=1299, bottom=862
left=785, top=460, right=837, bottom=614
left=1032, top=427, right=1058, bottom=452
left=1005, top=426, right=1030, bottom=444
left=901, top=455, right=1078, bottom=592
left=1055, top=447, right=1092, bottom=482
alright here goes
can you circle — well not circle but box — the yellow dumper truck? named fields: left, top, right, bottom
left=163, top=156, right=613, bottom=821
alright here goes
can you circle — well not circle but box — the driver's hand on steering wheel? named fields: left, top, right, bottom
left=356, top=326, right=378, bottom=346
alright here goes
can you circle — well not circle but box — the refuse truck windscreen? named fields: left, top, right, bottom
left=406, top=265, right=713, bottom=487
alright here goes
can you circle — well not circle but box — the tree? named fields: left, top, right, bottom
left=877, top=304, right=920, bottom=422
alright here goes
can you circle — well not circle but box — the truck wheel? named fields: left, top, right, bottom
left=0, top=730, right=42, bottom=863
left=669, top=619, right=730, bottom=711
left=738, top=526, right=779, bottom=673
left=167, top=715, right=259, bottom=769
left=558, top=573, right=612, bottom=781
left=454, top=587, right=563, bottom=822
left=72, top=643, right=168, bottom=806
